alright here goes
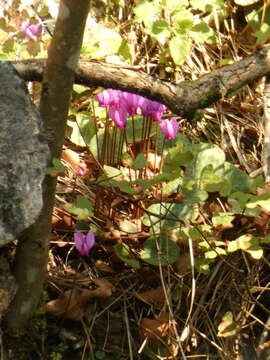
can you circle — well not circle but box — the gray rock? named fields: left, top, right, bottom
left=0, top=61, right=49, bottom=245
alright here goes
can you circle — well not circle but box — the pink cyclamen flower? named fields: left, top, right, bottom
left=138, top=98, right=167, bottom=122
left=75, top=167, right=86, bottom=177
left=109, top=104, right=128, bottom=129
left=74, top=230, right=95, bottom=256
left=94, top=89, right=121, bottom=107
left=121, top=92, right=142, bottom=116
left=159, top=118, right=179, bottom=140
left=21, top=20, right=42, bottom=41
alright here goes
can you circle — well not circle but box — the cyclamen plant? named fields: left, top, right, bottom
left=94, top=89, right=179, bottom=139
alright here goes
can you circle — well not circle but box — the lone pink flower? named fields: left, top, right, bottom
left=21, top=20, right=42, bottom=41
left=159, top=118, right=179, bottom=140
left=74, top=230, right=95, bottom=256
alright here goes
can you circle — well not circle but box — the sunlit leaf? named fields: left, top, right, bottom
left=190, top=0, right=224, bottom=12
left=103, top=165, right=123, bottom=179
left=134, top=1, right=159, bottom=22
left=169, top=36, right=191, bottom=65
left=190, top=23, right=217, bottom=44
left=234, top=0, right=260, bottom=5
left=172, top=10, right=194, bottom=34
left=218, top=311, right=238, bottom=338
left=151, top=20, right=170, bottom=44
left=65, top=195, right=93, bottom=220
left=212, top=213, right=235, bottom=227
left=2, top=38, right=14, bottom=53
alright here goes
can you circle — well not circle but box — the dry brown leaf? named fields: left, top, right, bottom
left=92, top=278, right=116, bottom=297
left=62, top=149, right=81, bottom=170
left=119, top=219, right=142, bottom=234
left=140, top=313, right=170, bottom=344
left=147, top=151, right=161, bottom=171
left=136, top=286, right=166, bottom=308
left=46, top=288, right=94, bottom=320
left=95, top=260, right=115, bottom=274
left=46, top=278, right=115, bottom=320
left=140, top=313, right=178, bottom=357
left=174, top=253, right=190, bottom=276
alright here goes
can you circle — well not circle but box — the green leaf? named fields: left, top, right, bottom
left=91, top=28, right=123, bottom=58
left=118, top=39, right=132, bottom=61
left=194, top=258, right=212, bottom=274
left=132, top=153, right=147, bottom=170
left=118, top=180, right=136, bottom=194
left=182, top=186, right=208, bottom=203
left=190, top=23, right=217, bottom=44
left=140, top=237, right=180, bottom=266
left=68, top=111, right=96, bottom=147
left=227, top=234, right=263, bottom=260
left=169, top=36, right=191, bottom=65
left=165, top=0, right=188, bottom=13
left=212, top=213, right=235, bottom=227
left=115, top=243, right=141, bottom=269
left=143, top=202, right=195, bottom=233
left=190, top=0, right=224, bottom=12
left=227, top=240, right=239, bottom=253
left=151, top=20, right=170, bottom=44
left=217, top=311, right=238, bottom=338
left=52, top=158, right=65, bottom=172
left=46, top=158, right=65, bottom=176
left=134, top=1, right=160, bottom=22
left=2, top=38, right=14, bottom=53
left=192, top=145, right=226, bottom=184
left=163, top=177, right=183, bottom=195
left=103, top=165, right=123, bottom=179
left=228, top=192, right=252, bottom=213
left=65, top=195, right=93, bottom=220
left=247, top=192, right=270, bottom=213
left=27, top=40, right=41, bottom=57
left=173, top=10, right=194, bottom=34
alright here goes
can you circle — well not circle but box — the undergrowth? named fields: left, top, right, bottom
left=2, top=0, right=270, bottom=359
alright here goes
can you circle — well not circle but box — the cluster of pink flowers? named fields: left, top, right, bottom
left=94, top=89, right=179, bottom=140
left=21, top=20, right=42, bottom=41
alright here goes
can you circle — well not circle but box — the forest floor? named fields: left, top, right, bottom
left=3, top=1, right=270, bottom=359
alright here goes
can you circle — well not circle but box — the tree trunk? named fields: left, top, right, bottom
left=4, top=0, right=90, bottom=335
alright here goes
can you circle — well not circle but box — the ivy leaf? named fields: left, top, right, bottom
left=190, top=23, right=217, bottom=44
left=134, top=1, right=159, bottom=23
left=172, top=10, right=194, bottom=34
left=132, top=153, right=147, bottom=170
left=151, top=20, right=170, bottom=44
left=65, top=195, right=93, bottom=220
left=115, top=243, right=141, bottom=269
left=103, top=165, right=123, bottom=179
left=140, top=237, right=180, bottom=266
left=2, top=38, right=14, bottom=53
left=212, top=213, right=235, bottom=228
left=227, top=234, right=263, bottom=260
left=169, top=35, right=191, bottom=65
left=190, top=0, right=224, bottom=12
left=218, top=311, right=238, bottom=338
left=46, top=158, right=65, bottom=177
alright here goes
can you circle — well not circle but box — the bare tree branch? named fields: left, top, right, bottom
left=12, top=45, right=270, bottom=117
